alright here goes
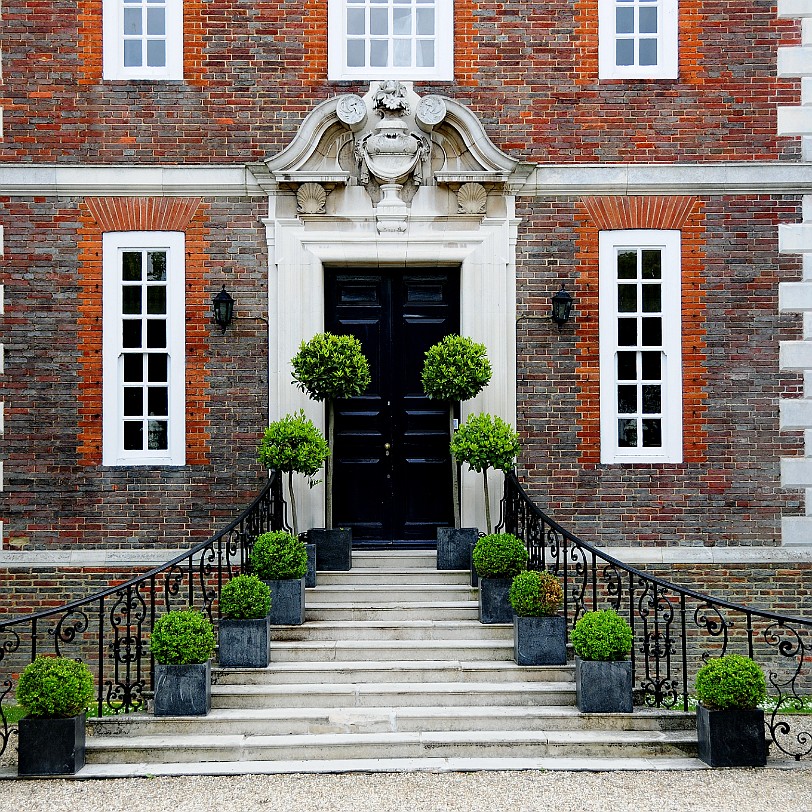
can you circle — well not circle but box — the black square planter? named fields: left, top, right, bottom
left=575, top=656, right=633, bottom=713
left=265, top=577, right=306, bottom=625
left=18, top=713, right=86, bottom=776
left=309, top=528, right=352, bottom=571
left=305, top=542, right=317, bottom=588
left=514, top=615, right=567, bottom=665
left=470, top=540, right=479, bottom=587
left=478, top=577, right=514, bottom=624
left=219, top=616, right=271, bottom=668
left=696, top=704, right=767, bottom=768
left=437, top=527, right=478, bottom=570
left=153, top=661, right=211, bottom=716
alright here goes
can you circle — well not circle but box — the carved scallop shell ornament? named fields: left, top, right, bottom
left=457, top=182, right=487, bottom=215
left=296, top=183, right=327, bottom=215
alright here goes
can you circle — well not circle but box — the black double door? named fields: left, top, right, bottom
left=325, top=268, right=460, bottom=545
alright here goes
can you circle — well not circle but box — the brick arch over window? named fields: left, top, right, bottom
left=77, top=197, right=211, bottom=466
left=575, top=195, right=707, bottom=465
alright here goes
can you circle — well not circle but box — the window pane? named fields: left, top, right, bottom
left=146, top=320, right=166, bottom=348
left=147, top=39, right=166, bottom=68
left=122, top=286, right=142, bottom=315
left=123, top=320, right=142, bottom=348
left=617, top=284, right=636, bottom=313
left=641, top=250, right=661, bottom=279
left=417, top=38, right=434, bottom=67
left=147, top=7, right=165, bottom=35
left=641, top=317, right=662, bottom=346
left=617, top=351, right=636, bottom=380
left=642, top=384, right=662, bottom=414
left=642, top=285, right=661, bottom=313
left=639, top=7, right=658, bottom=33
left=642, top=419, right=662, bottom=447
left=347, top=7, right=365, bottom=34
left=639, top=39, right=658, bottom=66
left=618, top=419, right=637, bottom=448
left=393, top=7, right=411, bottom=35
left=123, top=40, right=142, bottom=67
left=617, top=251, right=637, bottom=279
left=123, top=353, right=143, bottom=382
left=148, top=387, right=169, bottom=416
left=347, top=39, right=365, bottom=67
left=123, top=388, right=143, bottom=417
left=393, top=39, right=411, bottom=67
left=416, top=8, right=434, bottom=35
left=122, top=252, right=142, bottom=281
left=617, top=385, right=637, bottom=414
left=123, top=421, right=143, bottom=451
left=148, top=420, right=168, bottom=450
left=641, top=351, right=661, bottom=379
left=148, top=353, right=168, bottom=382
left=147, top=286, right=167, bottom=315
left=370, top=39, right=388, bottom=66
left=617, top=318, right=637, bottom=346
left=370, top=8, right=388, bottom=35
left=124, top=8, right=142, bottom=35
left=616, top=7, right=634, bottom=34
left=616, top=39, right=634, bottom=66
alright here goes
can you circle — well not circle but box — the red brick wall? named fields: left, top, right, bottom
left=516, top=194, right=804, bottom=548
left=0, top=1, right=799, bottom=162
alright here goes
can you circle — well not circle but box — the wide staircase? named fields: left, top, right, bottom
left=82, top=550, right=701, bottom=777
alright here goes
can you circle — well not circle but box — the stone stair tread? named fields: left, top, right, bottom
left=270, top=639, right=512, bottom=650
left=31, top=756, right=709, bottom=779
left=211, top=680, right=574, bottom=695
left=215, top=659, right=571, bottom=673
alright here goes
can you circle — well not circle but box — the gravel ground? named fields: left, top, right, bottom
left=0, top=769, right=810, bottom=812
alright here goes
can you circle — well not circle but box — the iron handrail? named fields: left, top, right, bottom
left=0, top=471, right=286, bottom=757
left=502, top=470, right=812, bottom=760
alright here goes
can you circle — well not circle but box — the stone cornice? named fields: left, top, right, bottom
left=1, top=162, right=812, bottom=198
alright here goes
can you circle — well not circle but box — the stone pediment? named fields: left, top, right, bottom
left=261, top=82, right=520, bottom=231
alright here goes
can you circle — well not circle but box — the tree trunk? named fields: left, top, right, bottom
left=288, top=470, right=299, bottom=538
left=325, top=400, right=334, bottom=530
left=483, top=467, right=491, bottom=534
left=449, top=405, right=461, bottom=528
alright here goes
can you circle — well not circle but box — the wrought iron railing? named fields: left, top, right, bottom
left=501, top=471, right=812, bottom=760
left=0, top=471, right=285, bottom=758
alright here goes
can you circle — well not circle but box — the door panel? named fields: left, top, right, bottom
left=326, top=269, right=459, bottom=544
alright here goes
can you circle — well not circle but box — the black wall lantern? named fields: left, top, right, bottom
left=212, top=285, right=234, bottom=333
left=550, top=285, right=574, bottom=331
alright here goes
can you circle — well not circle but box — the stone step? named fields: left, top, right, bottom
left=306, top=584, right=478, bottom=604
left=267, top=619, right=511, bottom=642
left=345, top=551, right=438, bottom=570
left=89, top=706, right=695, bottom=739
left=210, top=680, right=575, bottom=709
left=305, top=603, right=480, bottom=622
left=212, top=660, right=572, bottom=685
left=265, top=638, right=513, bottom=663
left=85, top=728, right=698, bottom=765
left=315, top=568, right=469, bottom=586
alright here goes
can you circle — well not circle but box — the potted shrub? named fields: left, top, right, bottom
left=292, top=332, right=371, bottom=570
left=450, top=412, right=520, bottom=534
left=218, top=574, right=273, bottom=668
left=250, top=530, right=308, bottom=625
left=571, top=609, right=634, bottom=713
left=257, top=409, right=329, bottom=586
left=694, top=653, right=768, bottom=768
left=472, top=532, right=529, bottom=624
left=421, top=335, right=492, bottom=569
left=16, top=655, right=94, bottom=776
left=150, top=608, right=216, bottom=716
left=509, top=569, right=566, bottom=665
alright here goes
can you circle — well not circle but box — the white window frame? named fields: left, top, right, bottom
left=102, top=231, right=186, bottom=466
left=103, top=0, right=183, bottom=81
left=598, top=0, right=678, bottom=81
left=328, top=0, right=453, bottom=81
left=599, top=230, right=682, bottom=464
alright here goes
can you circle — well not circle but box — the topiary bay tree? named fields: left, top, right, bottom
left=450, top=412, right=520, bottom=534
left=421, top=335, right=492, bottom=528
left=291, top=333, right=371, bottom=529
left=257, top=410, right=329, bottom=537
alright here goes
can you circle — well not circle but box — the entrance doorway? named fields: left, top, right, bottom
left=325, top=268, right=460, bottom=545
